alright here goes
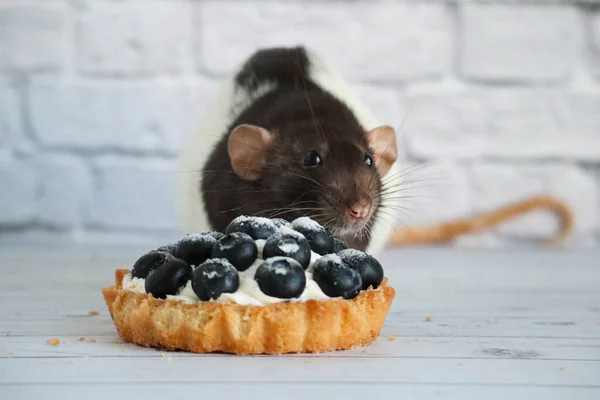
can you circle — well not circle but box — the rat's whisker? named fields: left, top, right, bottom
left=261, top=204, right=321, bottom=215
left=265, top=206, right=326, bottom=219
left=381, top=157, right=455, bottom=185
left=284, top=171, right=325, bottom=190
left=375, top=209, right=412, bottom=230
left=264, top=207, right=324, bottom=218
left=321, top=216, right=338, bottom=231
left=379, top=182, right=455, bottom=196
left=378, top=203, right=426, bottom=218
left=376, top=196, right=444, bottom=207
left=219, top=199, right=289, bottom=214
left=381, top=168, right=451, bottom=186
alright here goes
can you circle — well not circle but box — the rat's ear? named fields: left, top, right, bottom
left=366, top=125, right=398, bottom=176
left=228, top=124, right=275, bottom=181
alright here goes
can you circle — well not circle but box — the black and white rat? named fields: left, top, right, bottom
left=177, top=46, right=573, bottom=254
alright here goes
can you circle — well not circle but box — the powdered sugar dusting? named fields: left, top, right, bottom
left=235, top=215, right=273, bottom=226
left=263, top=256, right=298, bottom=269
left=229, top=215, right=276, bottom=236
left=337, top=248, right=367, bottom=265
left=277, top=225, right=306, bottom=239
left=291, top=217, right=323, bottom=233
left=202, top=258, right=235, bottom=269
left=203, top=270, right=221, bottom=279
left=278, top=242, right=300, bottom=254
left=273, top=265, right=289, bottom=275
left=323, top=253, right=343, bottom=264
left=185, top=233, right=214, bottom=243
left=158, top=233, right=216, bottom=256
left=258, top=256, right=301, bottom=276
left=156, top=242, right=178, bottom=254
left=271, top=218, right=289, bottom=228
left=218, top=241, right=235, bottom=251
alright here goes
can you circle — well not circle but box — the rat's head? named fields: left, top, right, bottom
left=227, top=121, right=397, bottom=238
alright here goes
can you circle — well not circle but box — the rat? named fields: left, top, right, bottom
left=177, top=46, right=573, bottom=255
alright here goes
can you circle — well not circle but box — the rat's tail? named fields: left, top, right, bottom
left=387, top=196, right=574, bottom=246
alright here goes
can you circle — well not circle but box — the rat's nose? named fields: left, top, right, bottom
left=348, top=200, right=372, bottom=220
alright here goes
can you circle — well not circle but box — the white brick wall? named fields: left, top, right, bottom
left=459, top=4, right=582, bottom=82
left=0, top=76, right=22, bottom=153
left=0, top=158, right=37, bottom=225
left=0, top=4, right=65, bottom=72
left=591, top=9, right=600, bottom=79
left=403, top=89, right=600, bottom=160
left=87, top=157, right=179, bottom=230
left=29, top=78, right=204, bottom=154
left=77, top=1, right=194, bottom=76
left=1, top=0, right=599, bottom=247
left=197, top=1, right=452, bottom=81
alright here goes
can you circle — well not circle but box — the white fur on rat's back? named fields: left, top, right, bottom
left=176, top=49, right=400, bottom=256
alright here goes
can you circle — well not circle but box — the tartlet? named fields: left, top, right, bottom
left=101, top=216, right=396, bottom=355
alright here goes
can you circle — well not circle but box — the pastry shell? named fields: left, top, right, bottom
left=102, top=269, right=395, bottom=355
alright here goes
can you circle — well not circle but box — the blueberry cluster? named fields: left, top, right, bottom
left=130, top=216, right=384, bottom=302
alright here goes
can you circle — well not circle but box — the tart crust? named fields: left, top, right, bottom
left=102, top=269, right=395, bottom=355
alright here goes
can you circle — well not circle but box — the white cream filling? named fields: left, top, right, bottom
left=121, top=228, right=334, bottom=306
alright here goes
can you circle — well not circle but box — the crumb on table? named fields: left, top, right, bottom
left=414, top=338, right=419, bottom=342
left=6, top=351, right=14, bottom=356
left=47, top=338, right=60, bottom=346
left=425, top=316, right=431, bottom=322
left=387, top=335, right=396, bottom=342
left=559, top=367, right=565, bottom=372
left=88, top=338, right=96, bottom=343
left=88, top=311, right=100, bottom=316
left=78, top=337, right=85, bottom=342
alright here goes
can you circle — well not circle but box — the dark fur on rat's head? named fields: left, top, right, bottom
left=201, top=47, right=397, bottom=250
left=261, top=117, right=381, bottom=237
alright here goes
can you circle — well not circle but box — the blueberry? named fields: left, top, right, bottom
left=312, top=254, right=362, bottom=299
left=204, top=231, right=225, bottom=241
left=255, top=257, right=306, bottom=299
left=262, top=229, right=311, bottom=269
left=191, top=259, right=240, bottom=301
left=144, top=257, right=192, bottom=299
left=132, top=250, right=172, bottom=279
left=156, top=243, right=178, bottom=255
left=211, top=232, right=258, bottom=271
left=226, top=215, right=277, bottom=240
left=158, top=233, right=217, bottom=266
left=337, top=249, right=384, bottom=290
left=333, top=237, right=349, bottom=253
left=290, top=217, right=334, bottom=255
left=271, top=218, right=289, bottom=228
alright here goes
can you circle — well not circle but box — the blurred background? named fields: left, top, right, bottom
left=0, top=0, right=599, bottom=248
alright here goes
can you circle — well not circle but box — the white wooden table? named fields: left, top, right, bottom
left=1, top=245, right=599, bottom=399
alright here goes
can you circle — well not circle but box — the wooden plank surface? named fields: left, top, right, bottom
left=1, top=245, right=599, bottom=399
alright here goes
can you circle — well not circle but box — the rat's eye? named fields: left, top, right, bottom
left=364, top=154, right=374, bottom=167
left=303, top=150, right=322, bottom=167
